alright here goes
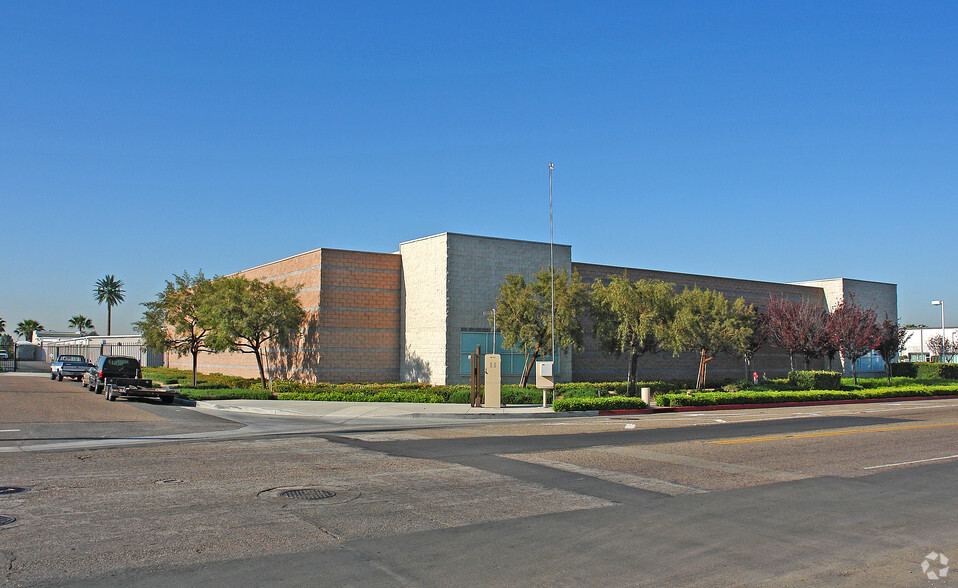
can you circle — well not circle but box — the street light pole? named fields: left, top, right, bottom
left=549, top=162, right=555, bottom=403
left=932, top=300, right=945, bottom=360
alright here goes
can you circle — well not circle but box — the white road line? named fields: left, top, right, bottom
left=0, top=429, right=20, bottom=432
left=864, top=454, right=958, bottom=470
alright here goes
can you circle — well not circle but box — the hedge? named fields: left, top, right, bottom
left=552, top=397, right=649, bottom=412
left=176, top=388, right=275, bottom=401
left=657, top=384, right=958, bottom=407
left=788, top=371, right=842, bottom=390
left=277, top=390, right=446, bottom=403
left=890, top=363, right=958, bottom=379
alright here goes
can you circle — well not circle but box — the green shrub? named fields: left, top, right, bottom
left=788, top=371, right=842, bottom=390
left=276, top=390, right=445, bottom=403
left=890, top=362, right=958, bottom=379
left=657, top=384, right=958, bottom=407
left=553, top=397, right=648, bottom=412
left=177, top=388, right=275, bottom=401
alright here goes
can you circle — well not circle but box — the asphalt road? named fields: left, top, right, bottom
left=2, top=373, right=957, bottom=586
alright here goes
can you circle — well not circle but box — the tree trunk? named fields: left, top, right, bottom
left=519, top=350, right=540, bottom=388
left=107, top=304, right=112, bottom=336
left=191, top=350, right=199, bottom=387
left=627, top=351, right=639, bottom=396
left=254, top=349, right=267, bottom=389
left=789, top=352, right=795, bottom=371
left=696, top=349, right=707, bottom=391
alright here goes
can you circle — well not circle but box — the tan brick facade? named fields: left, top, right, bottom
left=170, top=248, right=401, bottom=383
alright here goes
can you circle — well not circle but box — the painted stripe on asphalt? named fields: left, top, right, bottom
left=707, top=422, right=958, bottom=445
left=863, top=454, right=958, bottom=470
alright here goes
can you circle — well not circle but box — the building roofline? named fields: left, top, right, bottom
left=399, top=231, right=571, bottom=249
left=572, top=261, right=827, bottom=293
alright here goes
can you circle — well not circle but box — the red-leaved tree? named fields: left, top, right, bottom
left=875, top=316, right=910, bottom=383
left=827, top=299, right=880, bottom=384
left=766, top=296, right=830, bottom=371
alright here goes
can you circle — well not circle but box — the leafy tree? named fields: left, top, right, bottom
left=735, top=310, right=768, bottom=381
left=203, top=276, right=305, bottom=388
left=590, top=275, right=676, bottom=396
left=69, top=315, right=95, bottom=335
left=765, top=296, right=830, bottom=370
left=926, top=334, right=956, bottom=362
left=0, top=334, right=12, bottom=351
left=665, top=287, right=754, bottom=390
left=134, top=271, right=212, bottom=387
left=826, top=299, right=880, bottom=384
left=15, top=319, right=44, bottom=341
left=492, top=268, right=590, bottom=387
left=94, top=275, right=125, bottom=335
left=875, top=317, right=910, bottom=383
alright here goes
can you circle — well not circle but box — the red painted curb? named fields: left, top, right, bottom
left=651, top=395, right=958, bottom=413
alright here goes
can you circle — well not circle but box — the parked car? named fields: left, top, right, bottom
left=0, top=350, right=8, bottom=360
left=83, top=356, right=142, bottom=393
left=51, top=355, right=93, bottom=381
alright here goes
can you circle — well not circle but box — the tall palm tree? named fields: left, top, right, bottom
left=69, top=315, right=95, bottom=335
left=0, top=317, right=5, bottom=334
left=94, top=275, right=125, bottom=335
left=15, top=319, right=44, bottom=342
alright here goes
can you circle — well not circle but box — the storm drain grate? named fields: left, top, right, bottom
left=0, top=487, right=29, bottom=496
left=280, top=488, right=336, bottom=500
left=0, top=515, right=15, bottom=526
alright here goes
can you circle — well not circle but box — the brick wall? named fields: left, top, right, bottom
left=171, top=248, right=401, bottom=383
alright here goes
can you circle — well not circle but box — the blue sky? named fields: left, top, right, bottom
left=1, top=1, right=955, bottom=336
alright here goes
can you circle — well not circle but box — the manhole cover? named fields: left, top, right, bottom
left=0, top=515, right=15, bottom=526
left=279, top=488, right=336, bottom=500
left=0, top=487, right=29, bottom=496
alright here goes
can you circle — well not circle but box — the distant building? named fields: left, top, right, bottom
left=178, top=233, right=898, bottom=384
left=902, top=326, right=958, bottom=363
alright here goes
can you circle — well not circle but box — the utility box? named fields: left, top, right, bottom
left=536, top=361, right=555, bottom=389
left=483, top=354, right=501, bottom=408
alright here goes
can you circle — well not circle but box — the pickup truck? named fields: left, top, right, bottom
left=84, top=355, right=176, bottom=404
left=51, top=355, right=93, bottom=381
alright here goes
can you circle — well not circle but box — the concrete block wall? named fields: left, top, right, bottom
left=399, top=234, right=449, bottom=384
left=444, top=233, right=573, bottom=385
left=571, top=263, right=830, bottom=382
left=791, top=278, right=898, bottom=320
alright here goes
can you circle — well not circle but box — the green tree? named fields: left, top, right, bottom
left=203, top=276, right=305, bottom=388
left=68, top=315, right=95, bottom=335
left=492, top=268, right=590, bottom=387
left=590, top=275, right=676, bottom=396
left=94, top=275, right=125, bottom=335
left=134, top=271, right=212, bottom=387
left=15, top=319, right=44, bottom=341
left=666, top=287, right=754, bottom=390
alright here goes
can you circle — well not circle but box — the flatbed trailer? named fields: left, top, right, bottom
left=103, top=377, right=177, bottom=404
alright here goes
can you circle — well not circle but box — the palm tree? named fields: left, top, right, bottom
left=69, top=315, right=95, bottom=335
left=94, top=275, right=125, bottom=335
left=15, top=319, right=44, bottom=342
left=0, top=317, right=5, bottom=334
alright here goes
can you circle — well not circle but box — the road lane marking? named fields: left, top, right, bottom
left=863, top=454, right=958, bottom=470
left=506, top=454, right=709, bottom=495
left=0, top=429, right=20, bottom=432
left=708, top=422, right=958, bottom=445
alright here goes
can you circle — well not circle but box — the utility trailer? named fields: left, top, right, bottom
left=103, top=377, right=177, bottom=404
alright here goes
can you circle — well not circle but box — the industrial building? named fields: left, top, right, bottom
left=177, top=233, right=898, bottom=385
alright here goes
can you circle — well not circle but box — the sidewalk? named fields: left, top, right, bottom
left=191, top=399, right=593, bottom=419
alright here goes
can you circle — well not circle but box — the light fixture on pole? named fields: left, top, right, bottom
left=932, top=300, right=945, bottom=359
